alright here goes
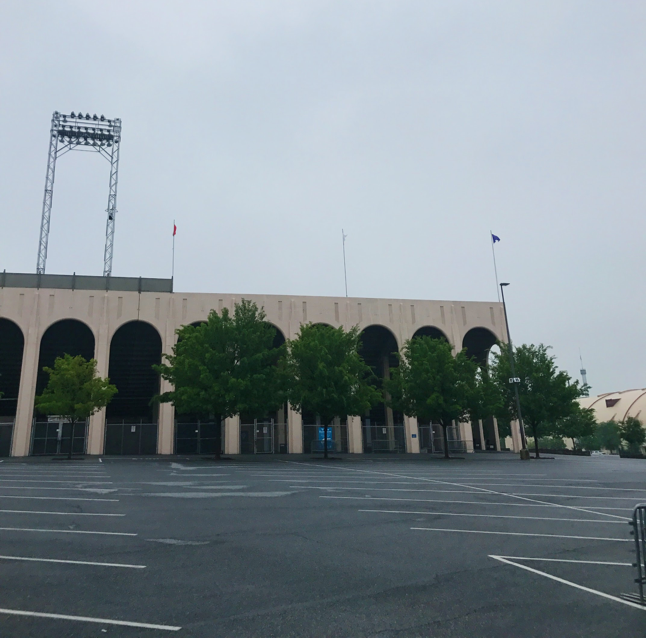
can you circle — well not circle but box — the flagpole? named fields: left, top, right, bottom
left=490, top=230, right=500, bottom=302
left=172, top=220, right=176, bottom=281
left=342, top=229, right=348, bottom=297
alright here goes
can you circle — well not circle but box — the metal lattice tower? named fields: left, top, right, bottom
left=36, top=111, right=122, bottom=276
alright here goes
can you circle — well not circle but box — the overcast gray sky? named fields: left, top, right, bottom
left=1, top=1, right=644, bottom=394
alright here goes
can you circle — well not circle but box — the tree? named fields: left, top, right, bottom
left=620, top=416, right=646, bottom=454
left=283, top=324, right=380, bottom=459
left=388, top=337, right=480, bottom=459
left=491, top=343, right=584, bottom=458
left=35, top=354, right=117, bottom=459
left=156, top=300, right=285, bottom=459
left=595, top=420, right=622, bottom=453
left=555, top=406, right=597, bottom=450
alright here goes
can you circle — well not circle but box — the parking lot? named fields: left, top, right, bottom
left=0, top=453, right=645, bottom=637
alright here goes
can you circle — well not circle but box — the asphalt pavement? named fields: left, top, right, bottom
left=0, top=452, right=645, bottom=637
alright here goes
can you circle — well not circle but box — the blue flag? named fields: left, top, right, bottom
left=491, top=233, right=501, bottom=243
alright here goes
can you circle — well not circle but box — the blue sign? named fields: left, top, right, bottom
left=411, top=434, right=417, bottom=438
left=318, top=427, right=333, bottom=441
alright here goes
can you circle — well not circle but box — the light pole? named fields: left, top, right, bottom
left=500, top=283, right=530, bottom=460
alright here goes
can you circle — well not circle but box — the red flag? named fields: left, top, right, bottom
left=173, top=223, right=177, bottom=236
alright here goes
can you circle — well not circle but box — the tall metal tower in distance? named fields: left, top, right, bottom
left=36, top=111, right=122, bottom=277
left=580, top=352, right=589, bottom=396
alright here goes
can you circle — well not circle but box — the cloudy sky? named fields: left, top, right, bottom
left=1, top=1, right=644, bottom=394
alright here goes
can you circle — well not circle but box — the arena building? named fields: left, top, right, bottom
left=0, top=272, right=515, bottom=457
left=580, top=390, right=646, bottom=424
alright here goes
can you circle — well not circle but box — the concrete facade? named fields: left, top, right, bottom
left=0, top=274, right=512, bottom=457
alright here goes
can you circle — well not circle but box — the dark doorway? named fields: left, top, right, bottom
left=0, top=319, right=24, bottom=456
left=359, top=325, right=405, bottom=453
left=32, top=320, right=95, bottom=455
left=105, top=321, right=162, bottom=455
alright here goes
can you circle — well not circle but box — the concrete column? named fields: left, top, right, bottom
left=288, top=405, right=303, bottom=453
left=460, top=421, right=474, bottom=453
left=478, top=419, right=486, bottom=452
left=347, top=416, right=363, bottom=453
left=224, top=415, right=240, bottom=454
left=404, top=415, right=420, bottom=453
left=510, top=419, right=521, bottom=452
left=87, top=297, right=110, bottom=455
left=157, top=308, right=177, bottom=455
left=493, top=417, right=501, bottom=451
left=12, top=300, right=41, bottom=457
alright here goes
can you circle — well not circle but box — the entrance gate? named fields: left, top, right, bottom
left=174, top=421, right=221, bottom=455
left=240, top=420, right=288, bottom=454
left=105, top=421, right=158, bottom=455
left=31, top=419, right=88, bottom=455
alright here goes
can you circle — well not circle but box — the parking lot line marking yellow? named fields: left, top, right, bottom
left=412, top=527, right=631, bottom=541
left=489, top=555, right=646, bottom=610
left=359, top=509, right=625, bottom=524
left=0, top=555, right=145, bottom=568
left=0, top=527, right=136, bottom=536
left=494, top=556, right=632, bottom=566
left=0, top=607, right=180, bottom=630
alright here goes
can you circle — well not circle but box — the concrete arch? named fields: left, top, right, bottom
left=0, top=318, right=25, bottom=456
left=107, top=320, right=163, bottom=422
left=462, top=326, right=498, bottom=367
left=412, top=326, right=449, bottom=343
left=36, top=319, right=96, bottom=396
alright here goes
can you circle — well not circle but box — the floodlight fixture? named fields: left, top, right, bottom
left=36, top=111, right=122, bottom=277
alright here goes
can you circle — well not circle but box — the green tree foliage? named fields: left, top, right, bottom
left=620, top=416, right=646, bottom=454
left=282, top=324, right=380, bottom=459
left=388, top=337, right=486, bottom=458
left=156, top=300, right=285, bottom=459
left=595, top=420, right=622, bottom=453
left=35, top=354, right=117, bottom=459
left=491, top=343, right=584, bottom=458
left=555, top=406, right=597, bottom=450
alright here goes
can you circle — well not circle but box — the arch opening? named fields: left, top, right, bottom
left=32, top=320, right=95, bottom=456
left=0, top=319, right=24, bottom=456
left=358, top=325, right=405, bottom=453
left=105, top=321, right=162, bottom=455
left=412, top=326, right=448, bottom=342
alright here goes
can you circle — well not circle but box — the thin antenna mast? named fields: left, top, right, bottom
left=342, top=229, right=348, bottom=297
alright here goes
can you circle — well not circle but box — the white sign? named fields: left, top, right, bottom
left=509, top=377, right=521, bottom=383
left=131, top=425, right=136, bottom=433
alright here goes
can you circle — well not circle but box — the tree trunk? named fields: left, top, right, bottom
left=323, top=423, right=329, bottom=460
left=68, top=420, right=75, bottom=460
left=215, top=419, right=222, bottom=460
left=442, top=422, right=450, bottom=459
left=534, top=433, right=540, bottom=459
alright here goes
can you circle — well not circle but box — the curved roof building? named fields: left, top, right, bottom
left=580, top=389, right=646, bottom=423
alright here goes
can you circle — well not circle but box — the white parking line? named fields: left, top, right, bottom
left=0, top=555, right=145, bottom=568
left=0, top=480, right=112, bottom=484
left=0, top=510, right=124, bottom=517
left=0, top=495, right=118, bottom=502
left=0, top=486, right=117, bottom=492
left=489, top=555, right=646, bottom=611
left=0, top=527, right=136, bottom=536
left=359, top=509, right=625, bottom=524
left=494, top=555, right=632, bottom=567
left=412, top=527, right=631, bottom=541
left=448, top=483, right=646, bottom=492
left=0, top=607, right=180, bottom=631
left=319, top=495, right=630, bottom=511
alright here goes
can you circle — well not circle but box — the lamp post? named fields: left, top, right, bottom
left=500, top=283, right=530, bottom=460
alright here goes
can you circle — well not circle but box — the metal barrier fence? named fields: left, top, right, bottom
left=0, top=419, right=14, bottom=457
left=418, top=423, right=466, bottom=454
left=175, top=421, right=222, bottom=455
left=31, top=420, right=88, bottom=455
left=622, top=504, right=646, bottom=606
left=362, top=423, right=407, bottom=453
left=303, top=424, right=348, bottom=454
left=105, top=421, right=158, bottom=455
left=240, top=421, right=288, bottom=454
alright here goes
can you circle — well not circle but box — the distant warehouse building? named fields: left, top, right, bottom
left=0, top=272, right=513, bottom=458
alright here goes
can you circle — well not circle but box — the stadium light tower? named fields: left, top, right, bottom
left=36, top=111, right=122, bottom=277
